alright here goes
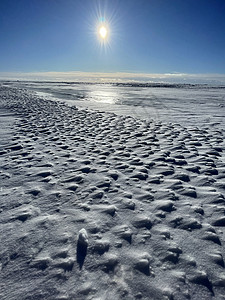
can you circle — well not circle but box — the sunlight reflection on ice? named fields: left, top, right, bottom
left=87, top=85, right=119, bottom=104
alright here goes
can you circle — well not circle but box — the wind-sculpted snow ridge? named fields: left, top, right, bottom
left=117, top=82, right=225, bottom=89
left=0, top=86, right=225, bottom=300
left=113, top=82, right=209, bottom=89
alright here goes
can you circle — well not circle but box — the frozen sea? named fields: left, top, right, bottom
left=2, top=80, right=225, bottom=130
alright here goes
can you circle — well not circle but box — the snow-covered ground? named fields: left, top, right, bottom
left=0, top=83, right=225, bottom=300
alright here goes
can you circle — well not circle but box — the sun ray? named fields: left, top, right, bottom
left=87, top=2, right=120, bottom=52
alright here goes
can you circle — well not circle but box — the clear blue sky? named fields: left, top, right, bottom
left=0, top=0, right=225, bottom=74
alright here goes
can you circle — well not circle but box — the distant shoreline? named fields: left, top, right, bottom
left=1, top=79, right=225, bottom=89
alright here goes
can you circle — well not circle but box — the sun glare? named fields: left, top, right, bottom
left=93, top=12, right=115, bottom=48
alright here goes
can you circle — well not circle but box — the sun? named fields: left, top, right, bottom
left=97, top=20, right=109, bottom=43
left=99, top=26, right=107, bottom=39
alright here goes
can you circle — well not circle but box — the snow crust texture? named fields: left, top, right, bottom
left=0, top=86, right=225, bottom=300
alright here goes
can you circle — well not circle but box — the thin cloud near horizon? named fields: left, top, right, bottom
left=0, top=71, right=225, bottom=85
